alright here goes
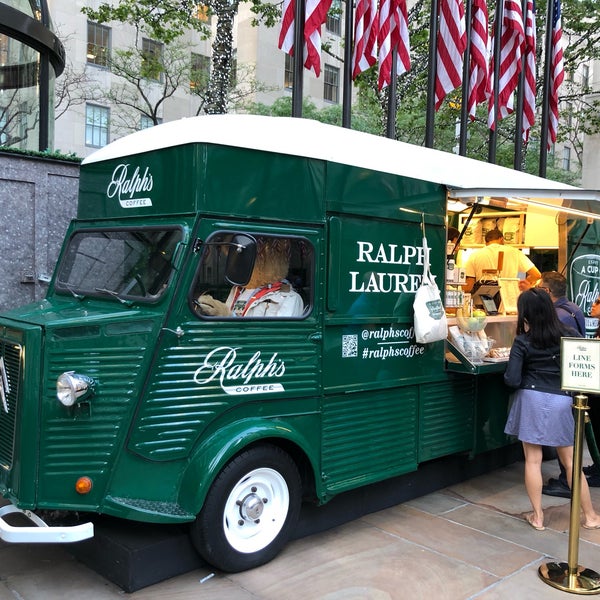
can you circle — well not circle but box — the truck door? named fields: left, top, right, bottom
left=126, top=222, right=323, bottom=463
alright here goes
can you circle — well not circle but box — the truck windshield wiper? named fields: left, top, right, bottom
left=62, top=284, right=85, bottom=300
left=94, top=287, right=133, bottom=306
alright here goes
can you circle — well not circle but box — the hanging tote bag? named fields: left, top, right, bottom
left=413, top=237, right=448, bottom=344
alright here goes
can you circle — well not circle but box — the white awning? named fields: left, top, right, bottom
left=448, top=188, right=600, bottom=221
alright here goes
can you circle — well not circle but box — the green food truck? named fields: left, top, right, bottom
left=0, top=115, right=599, bottom=572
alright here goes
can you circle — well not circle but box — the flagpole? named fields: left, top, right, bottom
left=513, top=0, right=527, bottom=170
left=539, top=0, right=555, bottom=177
left=291, top=0, right=306, bottom=117
left=342, top=0, right=354, bottom=128
left=488, top=0, right=503, bottom=163
left=425, top=0, right=439, bottom=147
left=459, top=0, right=473, bottom=155
left=386, top=48, right=398, bottom=138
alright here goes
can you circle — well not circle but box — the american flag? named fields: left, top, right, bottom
left=277, top=0, right=333, bottom=77
left=304, top=0, right=333, bottom=76
left=352, top=0, right=379, bottom=78
left=548, top=0, right=564, bottom=147
left=487, top=0, right=525, bottom=130
left=522, top=0, right=536, bottom=141
left=434, top=0, right=467, bottom=110
left=278, top=0, right=295, bottom=55
left=467, top=0, right=489, bottom=120
left=378, top=0, right=411, bottom=90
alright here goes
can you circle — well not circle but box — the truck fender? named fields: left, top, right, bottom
left=178, top=417, right=319, bottom=516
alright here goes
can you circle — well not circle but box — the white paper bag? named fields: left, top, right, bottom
left=413, top=240, right=448, bottom=344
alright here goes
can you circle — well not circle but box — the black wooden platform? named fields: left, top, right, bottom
left=69, top=445, right=523, bottom=593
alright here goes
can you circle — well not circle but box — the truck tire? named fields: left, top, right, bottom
left=190, top=444, right=302, bottom=572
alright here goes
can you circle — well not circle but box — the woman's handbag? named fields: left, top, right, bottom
left=413, top=237, right=448, bottom=344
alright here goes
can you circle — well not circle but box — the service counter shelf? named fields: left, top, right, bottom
left=444, top=313, right=516, bottom=375
left=445, top=339, right=508, bottom=375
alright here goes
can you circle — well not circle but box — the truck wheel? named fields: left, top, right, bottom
left=190, top=444, right=302, bottom=572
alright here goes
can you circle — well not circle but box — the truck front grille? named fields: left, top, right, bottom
left=0, top=340, right=21, bottom=468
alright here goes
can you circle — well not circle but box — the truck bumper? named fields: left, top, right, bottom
left=0, top=503, right=94, bottom=543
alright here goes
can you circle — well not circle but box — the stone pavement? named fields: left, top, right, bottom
left=1, top=456, right=599, bottom=600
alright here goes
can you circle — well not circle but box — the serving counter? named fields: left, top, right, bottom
left=445, top=314, right=517, bottom=375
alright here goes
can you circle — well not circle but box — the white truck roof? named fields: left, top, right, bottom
left=83, top=114, right=600, bottom=211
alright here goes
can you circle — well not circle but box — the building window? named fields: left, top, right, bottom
left=326, top=0, right=342, bottom=35
left=565, top=101, right=573, bottom=127
left=18, top=102, right=28, bottom=142
left=582, top=64, right=590, bottom=89
left=284, top=54, right=294, bottom=89
left=562, top=146, right=571, bottom=171
left=140, top=115, right=161, bottom=129
left=141, top=38, right=163, bottom=82
left=190, top=52, right=210, bottom=90
left=324, top=64, right=340, bottom=103
left=0, top=107, right=8, bottom=144
left=85, top=104, right=109, bottom=147
left=87, top=22, right=111, bottom=67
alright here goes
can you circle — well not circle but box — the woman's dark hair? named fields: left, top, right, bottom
left=516, top=288, right=572, bottom=348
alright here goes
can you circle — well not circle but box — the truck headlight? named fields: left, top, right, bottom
left=56, top=372, right=95, bottom=407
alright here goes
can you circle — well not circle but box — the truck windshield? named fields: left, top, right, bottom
left=55, top=227, right=183, bottom=302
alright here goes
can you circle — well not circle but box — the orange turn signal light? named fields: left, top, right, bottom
left=75, top=476, right=93, bottom=495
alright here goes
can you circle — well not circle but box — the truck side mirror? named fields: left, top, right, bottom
left=225, top=234, right=257, bottom=286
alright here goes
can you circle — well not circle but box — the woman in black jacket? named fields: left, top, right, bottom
left=504, top=288, right=600, bottom=531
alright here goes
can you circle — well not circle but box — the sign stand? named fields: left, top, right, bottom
left=539, top=393, right=600, bottom=593
left=539, top=338, right=600, bottom=594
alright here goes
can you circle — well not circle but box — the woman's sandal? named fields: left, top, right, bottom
left=526, top=514, right=545, bottom=531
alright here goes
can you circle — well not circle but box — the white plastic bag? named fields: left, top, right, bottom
left=413, top=240, right=448, bottom=344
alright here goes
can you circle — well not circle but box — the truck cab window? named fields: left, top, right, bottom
left=192, top=233, right=313, bottom=319
left=55, top=227, right=183, bottom=302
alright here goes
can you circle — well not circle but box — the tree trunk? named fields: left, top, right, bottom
left=205, top=0, right=238, bottom=114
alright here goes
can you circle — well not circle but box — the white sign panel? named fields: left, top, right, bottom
left=561, top=337, right=600, bottom=394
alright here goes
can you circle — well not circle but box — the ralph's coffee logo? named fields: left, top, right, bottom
left=570, top=253, right=600, bottom=335
left=193, top=347, right=286, bottom=396
left=107, top=163, right=154, bottom=208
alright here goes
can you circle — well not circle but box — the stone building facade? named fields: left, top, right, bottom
left=0, top=153, right=79, bottom=310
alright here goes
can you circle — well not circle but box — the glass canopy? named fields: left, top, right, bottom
left=0, top=0, right=65, bottom=150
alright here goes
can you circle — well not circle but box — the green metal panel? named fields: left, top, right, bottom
left=322, top=386, right=418, bottom=495
left=326, top=214, right=445, bottom=317
left=323, top=214, right=446, bottom=392
left=78, top=145, right=203, bottom=219
left=418, top=375, right=475, bottom=462
left=126, top=319, right=322, bottom=461
left=323, top=322, right=445, bottom=393
left=78, top=143, right=326, bottom=223
left=36, top=314, right=164, bottom=509
left=203, top=146, right=324, bottom=222
left=325, top=161, right=447, bottom=223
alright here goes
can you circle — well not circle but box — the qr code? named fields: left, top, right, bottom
left=342, top=334, right=358, bottom=358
